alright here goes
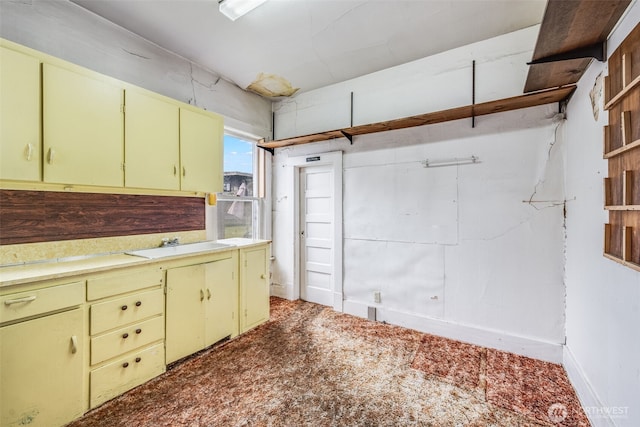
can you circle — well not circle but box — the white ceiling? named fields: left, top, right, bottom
left=71, top=0, right=547, bottom=98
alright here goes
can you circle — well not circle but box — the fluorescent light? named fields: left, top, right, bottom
left=219, top=0, right=268, bottom=21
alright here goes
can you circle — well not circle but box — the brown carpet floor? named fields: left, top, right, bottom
left=68, top=297, right=590, bottom=426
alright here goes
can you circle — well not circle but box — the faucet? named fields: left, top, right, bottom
left=160, top=237, right=180, bottom=247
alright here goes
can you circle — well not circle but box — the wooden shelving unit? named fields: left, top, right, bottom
left=603, top=23, right=640, bottom=270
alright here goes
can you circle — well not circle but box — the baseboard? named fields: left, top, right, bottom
left=343, top=299, right=563, bottom=364
left=563, top=346, right=618, bottom=427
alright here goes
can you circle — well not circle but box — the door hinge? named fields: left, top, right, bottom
left=120, top=104, right=125, bottom=114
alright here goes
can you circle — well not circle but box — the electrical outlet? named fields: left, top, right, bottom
left=374, top=291, right=381, bottom=304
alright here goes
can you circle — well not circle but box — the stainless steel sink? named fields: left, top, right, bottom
left=125, top=241, right=235, bottom=259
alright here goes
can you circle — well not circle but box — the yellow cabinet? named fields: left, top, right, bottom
left=179, top=108, right=223, bottom=193
left=87, top=266, right=165, bottom=408
left=165, top=252, right=237, bottom=364
left=124, top=90, right=180, bottom=190
left=43, top=63, right=124, bottom=187
left=0, top=46, right=41, bottom=181
left=0, top=308, right=84, bottom=427
left=239, top=244, right=270, bottom=333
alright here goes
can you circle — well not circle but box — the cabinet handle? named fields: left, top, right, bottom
left=122, top=333, right=129, bottom=339
left=4, top=295, right=37, bottom=305
left=260, top=274, right=266, bottom=279
left=200, top=289, right=205, bottom=301
left=24, top=143, right=33, bottom=161
left=173, top=165, right=177, bottom=176
left=47, top=148, right=55, bottom=164
left=135, top=357, right=142, bottom=363
left=122, top=362, right=129, bottom=368
left=135, top=301, right=142, bottom=307
left=182, top=166, right=186, bottom=177
left=121, top=305, right=128, bottom=311
left=70, top=336, right=78, bottom=354
left=135, top=328, right=142, bottom=334
left=207, top=288, right=211, bottom=300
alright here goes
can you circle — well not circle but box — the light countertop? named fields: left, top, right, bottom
left=0, top=239, right=270, bottom=289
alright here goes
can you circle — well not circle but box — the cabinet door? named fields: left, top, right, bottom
left=204, top=256, right=237, bottom=346
left=0, top=308, right=84, bottom=427
left=0, top=47, right=41, bottom=181
left=124, top=90, right=180, bottom=190
left=179, top=108, right=223, bottom=193
left=165, top=264, right=206, bottom=363
left=240, top=245, right=270, bottom=333
left=43, top=64, right=124, bottom=187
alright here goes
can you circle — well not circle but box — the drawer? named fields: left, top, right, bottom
left=90, top=343, right=165, bottom=408
left=87, top=267, right=163, bottom=301
left=91, top=315, right=164, bottom=365
left=1, top=281, right=84, bottom=324
left=90, top=288, right=164, bottom=335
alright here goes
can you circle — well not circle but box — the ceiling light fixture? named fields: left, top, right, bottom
left=219, top=0, right=268, bottom=21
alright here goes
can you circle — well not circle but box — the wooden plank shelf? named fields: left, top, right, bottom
left=260, top=86, right=576, bottom=150
left=604, top=253, right=640, bottom=272
left=524, top=0, right=631, bottom=93
left=605, top=205, right=640, bottom=211
left=604, top=73, right=640, bottom=110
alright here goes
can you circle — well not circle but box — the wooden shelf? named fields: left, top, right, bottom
left=260, top=86, right=576, bottom=150
left=604, top=253, right=640, bottom=272
left=604, top=73, right=640, bottom=110
left=605, top=205, right=640, bottom=211
left=524, top=0, right=631, bottom=93
left=603, top=23, right=639, bottom=272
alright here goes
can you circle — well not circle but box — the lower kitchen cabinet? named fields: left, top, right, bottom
left=239, top=244, right=270, bottom=333
left=89, top=343, right=165, bottom=408
left=0, top=308, right=84, bottom=427
left=165, top=252, right=238, bottom=364
left=0, top=242, right=270, bottom=426
left=87, top=266, right=165, bottom=408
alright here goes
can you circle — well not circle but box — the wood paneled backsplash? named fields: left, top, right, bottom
left=0, top=190, right=205, bottom=245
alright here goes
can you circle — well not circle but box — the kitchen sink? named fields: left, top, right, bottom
left=125, top=241, right=235, bottom=259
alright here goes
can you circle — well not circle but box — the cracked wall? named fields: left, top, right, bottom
left=271, top=104, right=567, bottom=361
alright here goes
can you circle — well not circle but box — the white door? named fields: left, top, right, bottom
left=300, top=164, right=335, bottom=306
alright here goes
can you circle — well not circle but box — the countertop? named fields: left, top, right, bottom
left=0, top=239, right=270, bottom=289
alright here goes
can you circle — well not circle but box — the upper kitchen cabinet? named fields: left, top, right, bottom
left=179, top=108, right=223, bottom=193
left=0, top=46, right=41, bottom=182
left=125, top=90, right=180, bottom=190
left=43, top=63, right=124, bottom=187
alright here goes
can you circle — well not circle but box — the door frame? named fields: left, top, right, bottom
left=287, top=151, right=343, bottom=312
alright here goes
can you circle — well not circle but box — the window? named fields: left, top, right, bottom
left=217, top=133, right=264, bottom=239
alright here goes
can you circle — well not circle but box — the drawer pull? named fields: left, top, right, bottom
left=261, top=274, right=266, bottom=279
left=135, top=301, right=142, bottom=307
left=121, top=305, right=128, bottom=311
left=122, top=362, right=129, bottom=368
left=122, top=333, right=129, bottom=339
left=4, top=295, right=37, bottom=305
left=135, top=328, right=142, bottom=334
left=135, top=357, right=142, bottom=363
left=207, top=289, right=211, bottom=300
left=70, top=336, right=78, bottom=354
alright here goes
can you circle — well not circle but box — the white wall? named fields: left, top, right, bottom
left=0, top=0, right=271, bottom=138
left=271, top=27, right=568, bottom=363
left=563, top=3, right=640, bottom=426
left=274, top=25, right=539, bottom=139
